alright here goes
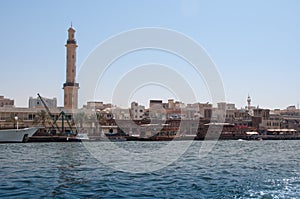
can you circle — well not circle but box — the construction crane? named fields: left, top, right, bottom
left=37, top=93, right=77, bottom=135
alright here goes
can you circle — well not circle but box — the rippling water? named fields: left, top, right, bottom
left=0, top=140, right=299, bottom=198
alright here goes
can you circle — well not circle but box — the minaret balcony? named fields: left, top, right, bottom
left=67, top=40, right=77, bottom=44
left=63, top=82, right=79, bottom=88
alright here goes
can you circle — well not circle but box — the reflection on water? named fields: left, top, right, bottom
left=53, top=147, right=87, bottom=197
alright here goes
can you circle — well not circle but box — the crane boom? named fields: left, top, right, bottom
left=37, top=93, right=54, bottom=119
left=37, top=93, right=77, bottom=135
left=37, top=93, right=62, bottom=134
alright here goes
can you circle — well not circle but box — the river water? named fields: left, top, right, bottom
left=0, top=140, right=299, bottom=198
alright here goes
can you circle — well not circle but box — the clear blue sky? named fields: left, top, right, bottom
left=0, top=0, right=299, bottom=109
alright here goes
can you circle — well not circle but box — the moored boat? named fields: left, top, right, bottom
left=0, top=127, right=39, bottom=143
left=75, top=133, right=90, bottom=140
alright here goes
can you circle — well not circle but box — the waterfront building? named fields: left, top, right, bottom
left=225, top=109, right=236, bottom=123
left=281, top=118, right=300, bottom=130
left=234, top=109, right=252, bottom=126
left=278, top=107, right=300, bottom=130
left=101, top=108, right=114, bottom=120
left=280, top=105, right=300, bottom=116
left=260, top=113, right=282, bottom=129
left=149, top=100, right=163, bottom=108
left=226, top=103, right=236, bottom=110
left=29, top=96, right=57, bottom=108
left=215, top=102, right=237, bottom=122
left=63, top=25, right=79, bottom=110
left=217, top=102, right=236, bottom=111
left=253, top=108, right=270, bottom=120
left=287, top=105, right=296, bottom=111
left=149, top=100, right=165, bottom=120
left=0, top=106, right=73, bottom=130
left=0, top=96, right=14, bottom=107
left=174, top=101, right=185, bottom=109
left=167, top=99, right=175, bottom=109
left=149, top=100, right=213, bottom=120
left=82, top=101, right=112, bottom=111
left=251, top=108, right=270, bottom=129
left=183, top=103, right=208, bottom=120
left=204, top=108, right=212, bottom=120
left=166, top=109, right=183, bottom=119
left=217, top=102, right=226, bottom=111
left=149, top=99, right=186, bottom=120
left=193, top=103, right=213, bottom=120
left=130, top=102, right=145, bottom=120
left=209, top=102, right=232, bottom=122
left=112, top=107, right=130, bottom=120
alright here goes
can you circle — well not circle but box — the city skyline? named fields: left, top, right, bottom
left=0, top=1, right=300, bottom=109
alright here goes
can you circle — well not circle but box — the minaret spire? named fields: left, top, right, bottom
left=63, top=25, right=79, bottom=110
left=247, top=94, right=251, bottom=111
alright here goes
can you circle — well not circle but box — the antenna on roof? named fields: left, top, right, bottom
left=71, top=21, right=73, bottom=28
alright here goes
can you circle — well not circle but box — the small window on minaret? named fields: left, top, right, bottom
left=72, top=55, right=74, bottom=59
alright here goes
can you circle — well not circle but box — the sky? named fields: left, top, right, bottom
left=0, top=0, right=300, bottom=109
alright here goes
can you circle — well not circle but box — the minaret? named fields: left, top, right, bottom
left=63, top=25, right=79, bottom=109
left=247, top=95, right=251, bottom=110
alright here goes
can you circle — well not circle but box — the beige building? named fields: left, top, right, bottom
left=63, top=26, right=79, bottom=110
left=29, top=96, right=57, bottom=108
left=0, top=96, right=14, bottom=107
left=0, top=106, right=73, bottom=130
left=82, top=101, right=112, bottom=111
left=261, top=114, right=282, bottom=129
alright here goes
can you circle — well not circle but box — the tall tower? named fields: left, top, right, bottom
left=247, top=95, right=251, bottom=110
left=63, top=25, right=79, bottom=109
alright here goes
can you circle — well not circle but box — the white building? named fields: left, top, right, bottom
left=29, top=97, right=57, bottom=108
left=113, top=107, right=131, bottom=120
left=131, top=102, right=145, bottom=120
